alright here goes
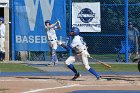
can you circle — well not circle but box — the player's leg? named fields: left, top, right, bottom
left=1, top=50, right=5, bottom=61
left=0, top=51, right=2, bottom=61
left=1, top=38, right=5, bottom=61
left=52, top=42, right=58, bottom=65
left=48, top=42, right=54, bottom=66
left=81, top=54, right=101, bottom=79
left=0, top=38, right=2, bottom=61
left=65, top=56, right=81, bottom=80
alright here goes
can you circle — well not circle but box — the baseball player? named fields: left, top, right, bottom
left=58, top=27, right=101, bottom=80
left=45, top=20, right=61, bottom=66
left=0, top=17, right=5, bottom=61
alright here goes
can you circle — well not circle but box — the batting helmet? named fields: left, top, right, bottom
left=71, top=27, right=80, bottom=36
left=45, top=20, right=51, bottom=25
left=0, top=17, right=4, bottom=23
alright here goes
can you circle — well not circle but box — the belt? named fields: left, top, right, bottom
left=48, top=39, right=56, bottom=41
left=76, top=49, right=86, bottom=54
left=80, top=49, right=86, bottom=53
left=0, top=37, right=4, bottom=38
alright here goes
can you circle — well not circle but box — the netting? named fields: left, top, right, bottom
left=11, top=0, right=140, bottom=63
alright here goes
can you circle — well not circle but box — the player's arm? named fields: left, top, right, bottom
left=59, top=44, right=80, bottom=54
left=47, top=22, right=57, bottom=28
left=57, top=41, right=71, bottom=51
left=53, top=20, right=61, bottom=30
left=57, top=41, right=82, bottom=54
left=61, top=44, right=71, bottom=51
left=133, top=27, right=139, bottom=36
left=56, top=20, right=62, bottom=29
left=47, top=20, right=61, bottom=29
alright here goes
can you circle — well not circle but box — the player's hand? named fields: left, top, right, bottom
left=57, top=20, right=60, bottom=25
left=57, top=40, right=62, bottom=45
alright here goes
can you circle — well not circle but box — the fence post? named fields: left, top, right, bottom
left=44, top=52, right=46, bottom=61
left=125, top=0, right=129, bottom=63
left=69, top=0, right=72, bottom=56
left=12, top=0, right=15, bottom=61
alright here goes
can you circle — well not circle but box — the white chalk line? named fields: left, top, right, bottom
left=21, top=83, right=140, bottom=93
left=21, top=84, right=79, bottom=93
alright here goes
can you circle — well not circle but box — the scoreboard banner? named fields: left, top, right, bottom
left=72, top=2, right=101, bottom=32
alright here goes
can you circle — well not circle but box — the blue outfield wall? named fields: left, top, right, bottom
left=11, top=0, right=140, bottom=62
left=12, top=0, right=66, bottom=51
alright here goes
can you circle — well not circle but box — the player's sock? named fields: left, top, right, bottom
left=51, top=54, right=55, bottom=63
left=54, top=55, right=58, bottom=63
left=88, top=68, right=100, bottom=78
left=67, top=64, right=78, bottom=74
left=2, top=52, right=5, bottom=61
left=51, top=49, right=56, bottom=63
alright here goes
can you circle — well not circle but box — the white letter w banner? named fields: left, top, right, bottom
left=13, top=0, right=66, bottom=51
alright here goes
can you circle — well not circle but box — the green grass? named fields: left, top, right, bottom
left=90, top=54, right=137, bottom=60
left=90, top=54, right=118, bottom=60
left=75, top=64, right=138, bottom=72
left=0, top=63, right=139, bottom=72
left=0, top=63, right=42, bottom=72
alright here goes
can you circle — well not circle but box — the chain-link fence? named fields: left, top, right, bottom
left=71, top=0, right=140, bottom=63
left=12, top=0, right=140, bottom=62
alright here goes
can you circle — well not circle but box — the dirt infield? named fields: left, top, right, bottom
left=0, top=75, right=140, bottom=93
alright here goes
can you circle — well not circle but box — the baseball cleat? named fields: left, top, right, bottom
left=96, top=76, right=102, bottom=80
left=96, top=76, right=108, bottom=81
left=54, top=61, right=59, bottom=66
left=71, top=73, right=81, bottom=80
left=47, top=63, right=54, bottom=66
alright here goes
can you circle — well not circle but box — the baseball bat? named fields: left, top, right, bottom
left=88, top=56, right=111, bottom=68
left=96, top=60, right=111, bottom=68
left=66, top=37, right=69, bottom=45
left=56, top=19, right=62, bottom=29
left=60, top=36, right=62, bottom=42
left=57, top=19, right=60, bottom=25
left=59, top=36, right=69, bottom=46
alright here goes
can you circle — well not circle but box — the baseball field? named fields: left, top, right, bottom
left=0, top=62, right=140, bottom=93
